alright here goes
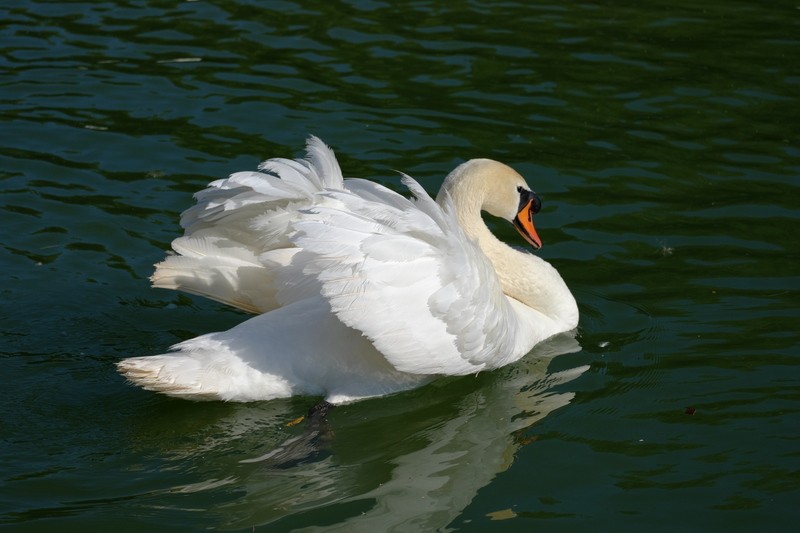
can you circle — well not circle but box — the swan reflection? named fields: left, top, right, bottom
left=187, top=334, right=587, bottom=530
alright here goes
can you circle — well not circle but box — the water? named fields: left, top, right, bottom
left=2, top=0, right=799, bottom=530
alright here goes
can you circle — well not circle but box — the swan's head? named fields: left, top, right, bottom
left=440, top=159, right=543, bottom=249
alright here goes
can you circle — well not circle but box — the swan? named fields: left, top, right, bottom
left=117, top=136, right=579, bottom=403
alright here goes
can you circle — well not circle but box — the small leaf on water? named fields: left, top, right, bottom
left=487, top=508, right=517, bottom=521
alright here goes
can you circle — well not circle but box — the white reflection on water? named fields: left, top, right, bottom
left=191, top=333, right=588, bottom=531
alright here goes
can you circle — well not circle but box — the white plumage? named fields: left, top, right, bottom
left=118, top=136, right=579, bottom=403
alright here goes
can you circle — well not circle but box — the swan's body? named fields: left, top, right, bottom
left=118, top=137, right=578, bottom=403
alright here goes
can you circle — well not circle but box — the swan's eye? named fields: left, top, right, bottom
left=516, top=186, right=524, bottom=193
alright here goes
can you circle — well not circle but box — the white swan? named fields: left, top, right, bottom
left=118, top=136, right=579, bottom=403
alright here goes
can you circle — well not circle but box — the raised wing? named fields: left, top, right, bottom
left=291, top=175, right=523, bottom=375
left=151, top=136, right=343, bottom=313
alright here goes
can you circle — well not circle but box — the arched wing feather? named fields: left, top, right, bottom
left=151, top=136, right=344, bottom=312
left=291, top=175, right=522, bottom=375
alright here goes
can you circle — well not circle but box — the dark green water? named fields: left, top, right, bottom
left=2, top=1, right=799, bottom=531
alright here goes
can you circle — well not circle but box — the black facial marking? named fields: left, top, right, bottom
left=518, top=188, right=542, bottom=215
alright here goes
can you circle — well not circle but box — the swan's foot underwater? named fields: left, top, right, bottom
left=286, top=400, right=336, bottom=427
left=241, top=400, right=336, bottom=468
left=308, top=399, right=336, bottom=420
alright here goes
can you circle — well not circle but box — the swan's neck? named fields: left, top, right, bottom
left=437, top=159, right=578, bottom=331
left=460, top=203, right=578, bottom=329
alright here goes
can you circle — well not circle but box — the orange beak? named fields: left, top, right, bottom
left=513, top=191, right=542, bottom=250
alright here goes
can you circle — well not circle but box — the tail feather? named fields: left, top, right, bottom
left=117, top=352, right=293, bottom=402
left=117, top=355, right=211, bottom=398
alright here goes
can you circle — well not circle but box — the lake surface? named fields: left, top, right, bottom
left=2, top=1, right=798, bottom=531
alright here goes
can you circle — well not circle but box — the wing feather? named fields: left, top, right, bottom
left=153, top=136, right=523, bottom=375
left=292, top=176, right=521, bottom=375
left=153, top=136, right=344, bottom=313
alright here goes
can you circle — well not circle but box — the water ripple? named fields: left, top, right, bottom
left=1, top=0, right=799, bottom=530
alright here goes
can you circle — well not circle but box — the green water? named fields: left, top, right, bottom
left=2, top=1, right=798, bottom=531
